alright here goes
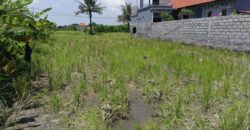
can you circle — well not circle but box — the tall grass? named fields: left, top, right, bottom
left=32, top=31, right=250, bottom=129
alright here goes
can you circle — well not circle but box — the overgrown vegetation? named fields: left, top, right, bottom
left=30, top=31, right=249, bottom=129
left=0, top=0, right=54, bottom=127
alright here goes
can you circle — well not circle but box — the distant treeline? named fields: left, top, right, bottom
left=94, top=24, right=128, bottom=33
left=57, top=24, right=80, bottom=31
left=57, top=24, right=129, bottom=33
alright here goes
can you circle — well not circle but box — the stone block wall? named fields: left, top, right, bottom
left=131, top=15, right=250, bottom=51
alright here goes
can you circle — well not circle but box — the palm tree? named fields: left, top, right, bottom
left=118, top=2, right=133, bottom=31
left=76, top=0, right=104, bottom=34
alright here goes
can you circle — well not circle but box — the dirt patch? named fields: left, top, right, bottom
left=112, top=86, right=154, bottom=130
left=4, top=107, right=59, bottom=130
left=3, top=74, right=59, bottom=130
left=31, top=74, right=49, bottom=92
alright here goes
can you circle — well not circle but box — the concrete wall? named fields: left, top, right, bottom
left=131, top=15, right=250, bottom=51
left=159, top=0, right=171, bottom=6
left=131, top=9, right=153, bottom=24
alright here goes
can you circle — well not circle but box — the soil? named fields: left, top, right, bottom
left=112, top=86, right=154, bottom=130
left=3, top=73, right=156, bottom=130
left=3, top=74, right=58, bottom=130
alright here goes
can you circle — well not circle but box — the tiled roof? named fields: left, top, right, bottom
left=170, top=0, right=214, bottom=9
left=79, top=23, right=86, bottom=27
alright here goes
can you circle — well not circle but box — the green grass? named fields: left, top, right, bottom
left=31, top=31, right=250, bottom=129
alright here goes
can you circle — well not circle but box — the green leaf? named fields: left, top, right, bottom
left=0, top=73, right=10, bottom=81
left=35, top=8, right=52, bottom=18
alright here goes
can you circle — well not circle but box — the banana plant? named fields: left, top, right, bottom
left=0, top=0, right=55, bottom=76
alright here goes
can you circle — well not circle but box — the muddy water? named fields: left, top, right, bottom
left=113, top=87, right=154, bottom=130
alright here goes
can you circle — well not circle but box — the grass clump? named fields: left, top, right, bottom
left=219, top=103, right=249, bottom=130
left=44, top=93, right=61, bottom=113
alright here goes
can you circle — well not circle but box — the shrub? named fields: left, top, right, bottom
left=178, top=9, right=194, bottom=19
left=161, top=12, right=174, bottom=21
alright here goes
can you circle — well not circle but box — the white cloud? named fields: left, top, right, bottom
left=100, top=0, right=125, bottom=15
left=28, top=0, right=136, bottom=25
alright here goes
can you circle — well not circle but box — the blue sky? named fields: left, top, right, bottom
left=28, top=0, right=137, bottom=26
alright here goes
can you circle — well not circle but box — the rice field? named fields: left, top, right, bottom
left=28, top=31, right=250, bottom=130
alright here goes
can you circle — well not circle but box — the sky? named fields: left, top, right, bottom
left=28, top=0, right=137, bottom=26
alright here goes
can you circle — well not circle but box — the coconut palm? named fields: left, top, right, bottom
left=118, top=2, right=133, bottom=31
left=76, top=0, right=104, bottom=34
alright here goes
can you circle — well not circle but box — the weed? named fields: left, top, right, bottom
left=175, top=96, right=183, bottom=118
left=202, top=84, right=212, bottom=110
left=45, top=93, right=61, bottom=113
left=13, top=75, right=32, bottom=102
left=196, top=115, right=206, bottom=130
left=133, top=124, right=142, bottom=130
left=219, top=103, right=248, bottom=130
left=144, top=120, right=159, bottom=130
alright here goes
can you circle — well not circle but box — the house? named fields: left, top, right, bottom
left=130, top=0, right=250, bottom=24
left=170, top=0, right=250, bottom=19
left=79, top=22, right=86, bottom=31
left=130, top=0, right=173, bottom=24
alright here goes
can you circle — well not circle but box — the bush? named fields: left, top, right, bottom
left=161, top=12, right=174, bottom=21
left=178, top=9, right=194, bottom=19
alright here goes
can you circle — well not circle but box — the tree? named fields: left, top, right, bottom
left=118, top=2, right=133, bottom=32
left=76, top=0, right=104, bottom=35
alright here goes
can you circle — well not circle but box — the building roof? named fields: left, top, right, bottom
left=170, top=0, right=214, bottom=9
left=79, top=22, right=86, bottom=27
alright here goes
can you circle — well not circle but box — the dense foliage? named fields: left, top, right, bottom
left=0, top=0, right=54, bottom=126
left=57, top=24, right=80, bottom=31
left=161, top=12, right=174, bottom=21
left=57, top=24, right=128, bottom=33
left=94, top=24, right=128, bottom=33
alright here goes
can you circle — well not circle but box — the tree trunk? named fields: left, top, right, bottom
left=127, top=22, right=130, bottom=32
left=24, top=42, right=32, bottom=62
left=89, top=12, right=93, bottom=35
